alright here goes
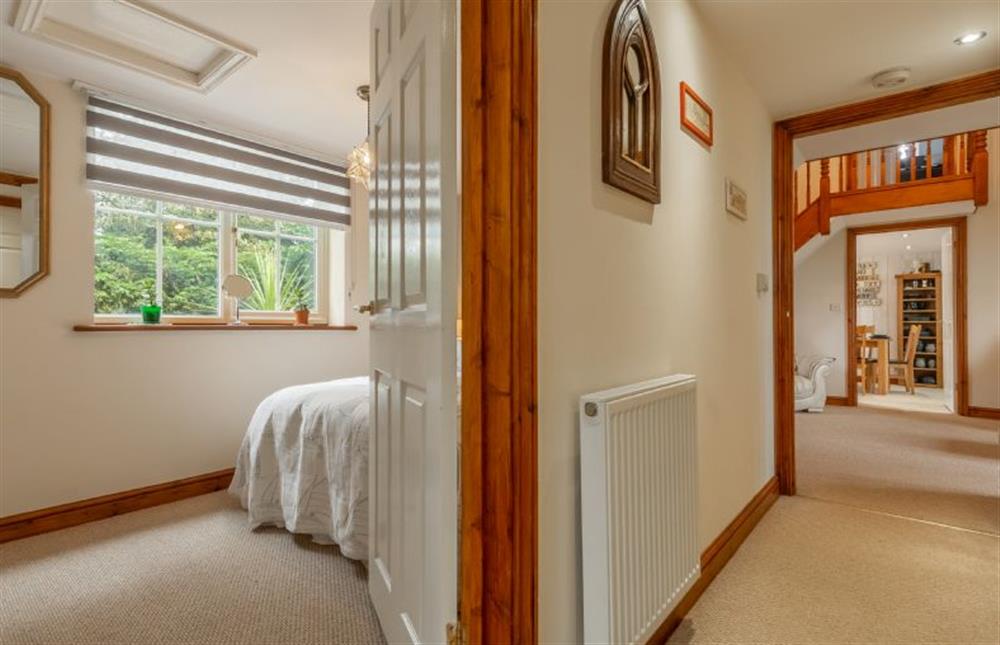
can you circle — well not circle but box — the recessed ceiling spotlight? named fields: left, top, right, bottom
left=906, top=245, right=913, bottom=251
left=955, top=31, right=987, bottom=46
left=902, top=233, right=910, bottom=238
left=872, top=67, right=911, bottom=89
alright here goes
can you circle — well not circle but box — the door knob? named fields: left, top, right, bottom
left=355, top=301, right=376, bottom=314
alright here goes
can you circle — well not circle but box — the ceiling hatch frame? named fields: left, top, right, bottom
left=13, top=0, right=257, bottom=93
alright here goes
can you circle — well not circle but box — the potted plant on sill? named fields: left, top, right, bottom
left=141, top=287, right=161, bottom=325
left=293, top=302, right=310, bottom=326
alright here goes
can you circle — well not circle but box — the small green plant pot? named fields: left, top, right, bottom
left=141, top=305, right=162, bottom=324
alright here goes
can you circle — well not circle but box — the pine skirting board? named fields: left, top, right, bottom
left=968, top=406, right=1000, bottom=421
left=826, top=396, right=849, bottom=406
left=0, top=469, right=235, bottom=544
left=648, top=476, right=780, bottom=644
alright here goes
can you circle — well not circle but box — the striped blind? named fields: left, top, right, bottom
left=85, top=96, right=350, bottom=226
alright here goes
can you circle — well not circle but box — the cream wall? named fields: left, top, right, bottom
left=538, top=1, right=775, bottom=641
left=0, top=70, right=369, bottom=517
left=794, top=230, right=848, bottom=397
left=967, top=128, right=1000, bottom=408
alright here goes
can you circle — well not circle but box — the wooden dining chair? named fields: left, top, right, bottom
left=888, top=324, right=921, bottom=394
left=855, top=325, right=876, bottom=393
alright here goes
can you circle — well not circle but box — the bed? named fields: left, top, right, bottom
left=228, top=376, right=370, bottom=561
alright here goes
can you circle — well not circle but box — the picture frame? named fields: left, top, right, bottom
left=725, top=178, right=748, bottom=220
left=680, top=81, right=713, bottom=147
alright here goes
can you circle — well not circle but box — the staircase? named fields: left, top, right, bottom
left=794, top=130, right=989, bottom=250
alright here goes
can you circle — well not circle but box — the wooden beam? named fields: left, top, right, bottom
left=777, top=69, right=1000, bottom=136
left=0, top=171, right=37, bottom=186
left=461, top=1, right=537, bottom=643
left=0, top=195, right=22, bottom=209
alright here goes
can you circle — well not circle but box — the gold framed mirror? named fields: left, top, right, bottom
left=0, top=66, right=50, bottom=297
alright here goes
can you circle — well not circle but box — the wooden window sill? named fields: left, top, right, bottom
left=73, top=323, right=358, bottom=332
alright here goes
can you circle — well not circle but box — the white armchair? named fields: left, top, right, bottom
left=794, top=356, right=835, bottom=413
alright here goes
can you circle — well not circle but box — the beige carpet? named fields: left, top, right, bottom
left=797, top=406, right=1000, bottom=534
left=0, top=492, right=386, bottom=645
left=668, top=495, right=1000, bottom=644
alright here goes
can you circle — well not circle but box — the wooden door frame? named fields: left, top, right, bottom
left=845, top=218, right=968, bottom=411
left=772, top=69, right=1000, bottom=495
left=460, top=1, right=538, bottom=643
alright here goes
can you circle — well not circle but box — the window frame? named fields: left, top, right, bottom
left=93, top=189, right=330, bottom=325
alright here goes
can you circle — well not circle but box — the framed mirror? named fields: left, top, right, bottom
left=0, top=66, right=50, bottom=297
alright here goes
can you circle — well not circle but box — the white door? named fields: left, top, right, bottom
left=367, top=0, right=459, bottom=643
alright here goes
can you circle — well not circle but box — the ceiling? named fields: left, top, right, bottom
left=694, top=0, right=1000, bottom=118
left=0, top=0, right=371, bottom=163
left=858, top=226, right=949, bottom=256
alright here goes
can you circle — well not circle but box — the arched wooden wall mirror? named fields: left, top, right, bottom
left=602, top=0, right=661, bottom=204
left=0, top=66, right=50, bottom=297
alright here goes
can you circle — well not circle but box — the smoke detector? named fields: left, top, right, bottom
left=871, top=67, right=911, bottom=89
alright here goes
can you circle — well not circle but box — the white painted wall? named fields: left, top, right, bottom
left=794, top=230, right=847, bottom=397
left=968, top=129, right=1000, bottom=409
left=538, top=2, right=774, bottom=641
left=0, top=70, right=370, bottom=516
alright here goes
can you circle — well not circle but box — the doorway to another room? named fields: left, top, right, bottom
left=850, top=220, right=966, bottom=416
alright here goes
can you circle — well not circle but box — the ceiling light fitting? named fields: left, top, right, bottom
left=954, top=31, right=987, bottom=46
left=871, top=67, right=910, bottom=89
left=347, top=84, right=372, bottom=189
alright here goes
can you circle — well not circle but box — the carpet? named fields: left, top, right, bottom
left=0, top=492, right=386, bottom=645
left=797, top=405, right=1000, bottom=534
left=668, top=496, right=999, bottom=644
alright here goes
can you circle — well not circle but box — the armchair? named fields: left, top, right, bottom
left=795, top=356, right=836, bottom=412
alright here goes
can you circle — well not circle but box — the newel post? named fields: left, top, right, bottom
left=818, top=158, right=831, bottom=235
left=972, top=130, right=988, bottom=206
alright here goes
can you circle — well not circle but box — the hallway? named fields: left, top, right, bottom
left=669, top=406, right=999, bottom=644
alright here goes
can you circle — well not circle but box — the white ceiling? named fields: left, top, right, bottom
left=0, top=0, right=371, bottom=163
left=694, top=0, right=1000, bottom=118
left=858, top=226, right=949, bottom=257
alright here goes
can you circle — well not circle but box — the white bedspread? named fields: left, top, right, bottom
left=229, top=377, right=370, bottom=561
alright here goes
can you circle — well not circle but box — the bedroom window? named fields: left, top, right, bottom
left=93, top=190, right=330, bottom=323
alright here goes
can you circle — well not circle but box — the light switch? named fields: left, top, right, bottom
left=756, top=273, right=769, bottom=294
left=829, top=303, right=841, bottom=312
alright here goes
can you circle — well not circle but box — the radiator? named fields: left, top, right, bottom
left=580, top=374, right=699, bottom=645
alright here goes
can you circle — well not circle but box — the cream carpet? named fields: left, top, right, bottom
left=0, top=492, right=386, bottom=645
left=797, top=406, right=1000, bottom=534
left=668, top=495, right=1000, bottom=644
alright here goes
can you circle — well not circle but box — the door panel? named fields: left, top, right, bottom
left=368, top=0, right=458, bottom=643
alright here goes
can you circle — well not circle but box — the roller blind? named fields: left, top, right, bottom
left=85, top=96, right=351, bottom=227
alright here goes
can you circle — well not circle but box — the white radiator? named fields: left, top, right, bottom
left=580, top=374, right=699, bottom=645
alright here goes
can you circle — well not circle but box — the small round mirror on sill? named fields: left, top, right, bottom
left=0, top=66, right=50, bottom=298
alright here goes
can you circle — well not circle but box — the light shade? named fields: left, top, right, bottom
left=346, top=140, right=371, bottom=189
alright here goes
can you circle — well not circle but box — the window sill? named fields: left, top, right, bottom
left=73, top=322, right=358, bottom=332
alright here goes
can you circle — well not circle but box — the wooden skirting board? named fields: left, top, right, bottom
left=0, top=468, right=234, bottom=544
left=826, top=396, right=849, bottom=406
left=649, top=476, right=780, bottom=643
left=968, top=406, right=1000, bottom=421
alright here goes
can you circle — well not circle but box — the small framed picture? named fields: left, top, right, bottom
left=680, top=81, right=713, bottom=147
left=726, top=178, right=748, bottom=220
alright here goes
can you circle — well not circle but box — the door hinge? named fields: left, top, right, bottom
left=446, top=621, right=465, bottom=645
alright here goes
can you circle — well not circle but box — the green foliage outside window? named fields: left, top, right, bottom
left=94, top=192, right=317, bottom=317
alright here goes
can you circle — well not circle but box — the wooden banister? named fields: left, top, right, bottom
left=794, top=128, right=990, bottom=251
left=972, top=129, right=988, bottom=205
